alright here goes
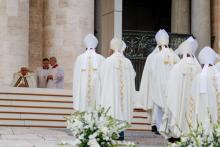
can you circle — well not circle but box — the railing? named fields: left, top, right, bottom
left=122, top=30, right=191, bottom=90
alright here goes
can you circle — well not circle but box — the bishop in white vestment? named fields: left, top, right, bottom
left=192, top=47, right=220, bottom=131
left=151, top=30, right=180, bottom=132
left=73, top=34, right=105, bottom=111
left=99, top=38, right=136, bottom=123
left=139, top=45, right=159, bottom=110
left=139, top=30, right=166, bottom=111
left=47, top=57, right=64, bottom=89
left=139, top=30, right=167, bottom=134
left=160, top=37, right=202, bottom=138
left=11, top=67, right=37, bottom=88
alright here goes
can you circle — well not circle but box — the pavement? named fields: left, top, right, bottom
left=0, top=127, right=166, bottom=147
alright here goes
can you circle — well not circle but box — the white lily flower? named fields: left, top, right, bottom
left=88, top=138, right=100, bottom=147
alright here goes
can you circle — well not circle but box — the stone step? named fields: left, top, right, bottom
left=0, top=95, right=72, bottom=102
left=0, top=87, right=150, bottom=131
left=0, top=113, right=67, bottom=120
left=0, top=100, right=73, bottom=107
left=0, top=106, right=73, bottom=114
left=0, top=108, right=149, bottom=131
left=0, top=119, right=150, bottom=130
left=133, top=111, right=149, bottom=117
left=0, top=112, right=148, bottom=123
left=129, top=123, right=150, bottom=131
left=0, top=120, right=66, bottom=127
left=132, top=117, right=149, bottom=124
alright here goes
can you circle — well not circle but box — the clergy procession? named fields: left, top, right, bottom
left=73, top=30, right=220, bottom=143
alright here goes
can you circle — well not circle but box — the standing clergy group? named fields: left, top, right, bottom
left=73, top=30, right=220, bottom=142
left=73, top=33, right=136, bottom=140
left=139, top=29, right=220, bottom=142
left=73, top=33, right=135, bottom=120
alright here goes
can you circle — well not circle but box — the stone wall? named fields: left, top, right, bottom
left=42, top=0, right=94, bottom=89
left=29, top=0, right=44, bottom=71
left=0, top=0, right=95, bottom=89
left=0, top=0, right=29, bottom=86
left=212, top=0, right=220, bottom=53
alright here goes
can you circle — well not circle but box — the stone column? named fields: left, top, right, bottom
left=171, top=0, right=190, bottom=34
left=0, top=0, right=29, bottom=86
left=191, top=0, right=211, bottom=54
left=95, top=0, right=102, bottom=53
left=100, top=0, right=122, bottom=56
left=43, top=0, right=94, bottom=89
left=211, top=0, right=220, bottom=53
left=29, top=0, right=44, bottom=71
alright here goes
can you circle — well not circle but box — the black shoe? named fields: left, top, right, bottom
left=154, top=130, right=160, bottom=135
left=173, top=137, right=181, bottom=142
left=168, top=137, right=181, bottom=143
left=151, top=125, right=157, bottom=133
left=118, top=131, right=124, bottom=140
left=168, top=137, right=174, bottom=143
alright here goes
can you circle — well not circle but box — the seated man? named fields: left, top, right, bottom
left=11, top=67, right=37, bottom=88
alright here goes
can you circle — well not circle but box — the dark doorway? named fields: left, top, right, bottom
left=123, top=0, right=171, bottom=32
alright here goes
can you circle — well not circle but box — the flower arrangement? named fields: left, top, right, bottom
left=59, top=107, right=135, bottom=147
left=169, top=115, right=220, bottom=147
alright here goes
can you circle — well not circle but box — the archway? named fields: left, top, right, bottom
left=123, top=0, right=171, bottom=32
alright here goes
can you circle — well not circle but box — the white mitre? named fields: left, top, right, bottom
left=155, top=29, right=169, bottom=46
left=175, top=37, right=198, bottom=56
left=110, top=37, right=123, bottom=52
left=198, top=47, right=220, bottom=93
left=121, top=40, right=127, bottom=54
left=82, top=33, right=99, bottom=68
left=84, top=33, right=98, bottom=50
left=198, top=47, right=218, bottom=65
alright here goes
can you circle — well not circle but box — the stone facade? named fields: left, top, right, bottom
left=0, top=0, right=94, bottom=89
left=99, top=0, right=122, bottom=57
left=0, top=0, right=220, bottom=89
left=29, top=0, right=43, bottom=71
left=42, top=0, right=94, bottom=89
left=0, top=0, right=29, bottom=86
left=212, top=0, right=220, bottom=53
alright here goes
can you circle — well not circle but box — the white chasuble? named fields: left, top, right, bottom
left=160, top=57, right=201, bottom=137
left=192, top=66, right=220, bottom=131
left=100, top=52, right=136, bottom=123
left=151, top=48, right=180, bottom=109
left=73, top=50, right=105, bottom=111
left=11, top=72, right=37, bottom=88
left=139, top=48, right=159, bottom=110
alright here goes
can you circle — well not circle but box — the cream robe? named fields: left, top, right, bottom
left=152, top=48, right=180, bottom=109
left=11, top=72, right=37, bottom=88
left=73, top=50, right=105, bottom=111
left=139, top=48, right=159, bottom=110
left=99, top=52, right=136, bottom=123
left=160, top=57, right=202, bottom=137
left=36, top=67, right=50, bottom=88
left=192, top=66, right=220, bottom=131
left=47, top=65, right=64, bottom=89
